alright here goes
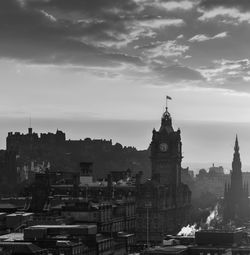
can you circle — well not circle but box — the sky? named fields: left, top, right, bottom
left=1, top=0, right=250, bottom=170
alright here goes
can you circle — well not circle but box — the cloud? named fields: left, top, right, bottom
left=0, top=0, right=198, bottom=86
left=138, top=18, right=184, bottom=29
left=198, top=58, right=250, bottom=92
left=198, top=6, right=250, bottom=24
left=176, top=34, right=184, bottom=39
left=40, top=10, right=57, bottom=22
left=189, top=32, right=228, bottom=42
left=0, top=0, right=152, bottom=68
left=143, top=40, right=189, bottom=60
left=2, top=0, right=249, bottom=93
left=152, top=63, right=205, bottom=82
left=160, top=1, right=197, bottom=11
left=25, top=0, right=139, bottom=14
left=0, top=0, right=191, bottom=70
left=135, top=0, right=197, bottom=12
left=213, top=32, right=228, bottom=39
left=199, top=0, right=250, bottom=11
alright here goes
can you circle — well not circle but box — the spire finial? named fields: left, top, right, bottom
left=234, top=134, right=239, bottom=152
left=160, top=96, right=174, bottom=133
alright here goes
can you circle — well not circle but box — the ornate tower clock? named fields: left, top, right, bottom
left=150, top=102, right=182, bottom=187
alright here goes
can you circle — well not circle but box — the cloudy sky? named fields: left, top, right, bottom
left=2, top=0, right=250, bottom=169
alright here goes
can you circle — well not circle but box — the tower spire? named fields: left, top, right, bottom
left=233, top=135, right=241, bottom=166
left=160, top=96, right=173, bottom=133
left=162, top=96, right=172, bottom=119
left=234, top=134, right=239, bottom=152
left=223, top=135, right=250, bottom=222
left=231, top=135, right=243, bottom=192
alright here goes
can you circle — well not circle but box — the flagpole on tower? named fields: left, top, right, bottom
left=166, top=95, right=172, bottom=109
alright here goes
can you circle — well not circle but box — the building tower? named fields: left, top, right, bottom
left=223, top=136, right=249, bottom=223
left=136, top=98, right=191, bottom=243
left=150, top=101, right=182, bottom=187
left=231, top=136, right=243, bottom=199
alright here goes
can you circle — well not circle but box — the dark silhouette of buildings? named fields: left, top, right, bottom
left=24, top=162, right=138, bottom=213
left=0, top=150, right=17, bottom=184
left=136, top=104, right=191, bottom=243
left=142, top=229, right=250, bottom=255
left=6, top=128, right=150, bottom=180
left=0, top=162, right=138, bottom=254
left=223, top=136, right=250, bottom=223
left=0, top=150, right=18, bottom=195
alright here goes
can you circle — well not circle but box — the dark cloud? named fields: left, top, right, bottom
left=4, top=0, right=250, bottom=91
left=25, top=0, right=140, bottom=43
left=25, top=0, right=138, bottom=13
left=0, top=0, right=144, bottom=67
left=199, top=0, right=250, bottom=11
left=0, top=0, right=193, bottom=73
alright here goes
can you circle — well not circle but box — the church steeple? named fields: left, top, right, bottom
left=223, top=135, right=250, bottom=222
left=234, top=135, right=239, bottom=151
left=231, top=135, right=243, bottom=197
left=232, top=135, right=242, bottom=174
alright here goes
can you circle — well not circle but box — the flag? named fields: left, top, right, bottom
left=166, top=96, right=172, bottom=100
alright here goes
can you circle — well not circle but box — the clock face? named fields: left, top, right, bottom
left=159, top=143, right=168, bottom=152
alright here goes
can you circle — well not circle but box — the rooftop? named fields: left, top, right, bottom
left=144, top=245, right=188, bottom=254
left=0, top=242, right=47, bottom=254
left=0, top=233, right=24, bottom=242
left=28, top=224, right=96, bottom=229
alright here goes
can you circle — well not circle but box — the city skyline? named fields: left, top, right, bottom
left=2, top=0, right=250, bottom=166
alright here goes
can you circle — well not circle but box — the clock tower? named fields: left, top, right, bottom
left=136, top=98, right=191, bottom=243
left=150, top=102, right=182, bottom=186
